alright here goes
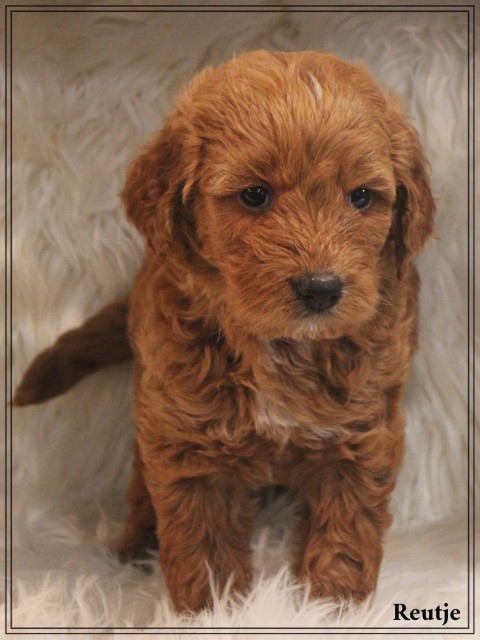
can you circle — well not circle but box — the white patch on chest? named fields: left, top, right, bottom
left=252, top=339, right=343, bottom=445
left=253, top=390, right=343, bottom=446
left=254, top=391, right=298, bottom=433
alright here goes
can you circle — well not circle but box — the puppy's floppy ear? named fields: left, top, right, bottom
left=386, top=92, right=436, bottom=278
left=121, top=117, right=187, bottom=257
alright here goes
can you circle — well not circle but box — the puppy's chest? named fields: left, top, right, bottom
left=247, top=339, right=377, bottom=444
left=253, top=390, right=322, bottom=445
left=252, top=383, right=345, bottom=447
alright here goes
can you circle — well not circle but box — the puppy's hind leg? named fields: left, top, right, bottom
left=116, top=445, right=158, bottom=567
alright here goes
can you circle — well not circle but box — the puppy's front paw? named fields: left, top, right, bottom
left=298, top=552, right=377, bottom=604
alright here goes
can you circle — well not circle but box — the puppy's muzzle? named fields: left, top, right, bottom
left=291, top=272, right=344, bottom=313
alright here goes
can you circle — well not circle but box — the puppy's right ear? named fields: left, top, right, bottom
left=122, top=119, right=184, bottom=257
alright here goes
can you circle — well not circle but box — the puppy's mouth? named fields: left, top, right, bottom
left=224, top=269, right=377, bottom=341
left=287, top=309, right=346, bottom=341
left=251, top=296, right=349, bottom=342
left=283, top=286, right=377, bottom=341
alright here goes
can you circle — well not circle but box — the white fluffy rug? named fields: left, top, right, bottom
left=5, top=2, right=477, bottom=636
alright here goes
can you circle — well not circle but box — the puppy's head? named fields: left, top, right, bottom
left=123, top=50, right=435, bottom=341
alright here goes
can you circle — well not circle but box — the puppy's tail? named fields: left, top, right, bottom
left=13, top=298, right=133, bottom=407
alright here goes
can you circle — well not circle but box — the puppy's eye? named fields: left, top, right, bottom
left=348, top=187, right=373, bottom=211
left=240, top=186, right=270, bottom=209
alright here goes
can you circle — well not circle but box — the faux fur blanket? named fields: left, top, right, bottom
left=5, top=2, right=476, bottom=636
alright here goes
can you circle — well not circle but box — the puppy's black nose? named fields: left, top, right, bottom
left=291, top=272, right=344, bottom=313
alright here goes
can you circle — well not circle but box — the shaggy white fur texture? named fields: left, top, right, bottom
left=4, top=1, right=477, bottom=636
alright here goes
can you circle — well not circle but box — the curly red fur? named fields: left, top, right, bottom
left=16, top=50, right=435, bottom=612
left=116, top=50, right=435, bottom=611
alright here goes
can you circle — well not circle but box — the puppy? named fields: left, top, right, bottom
left=15, top=50, right=435, bottom=612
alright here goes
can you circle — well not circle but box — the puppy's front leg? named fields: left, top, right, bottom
left=290, top=426, right=404, bottom=602
left=141, top=444, right=255, bottom=612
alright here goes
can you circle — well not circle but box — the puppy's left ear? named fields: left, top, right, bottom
left=386, top=92, right=436, bottom=278
left=121, top=119, right=185, bottom=257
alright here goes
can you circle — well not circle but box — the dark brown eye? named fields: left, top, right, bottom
left=348, top=187, right=373, bottom=211
left=240, top=186, right=270, bottom=209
